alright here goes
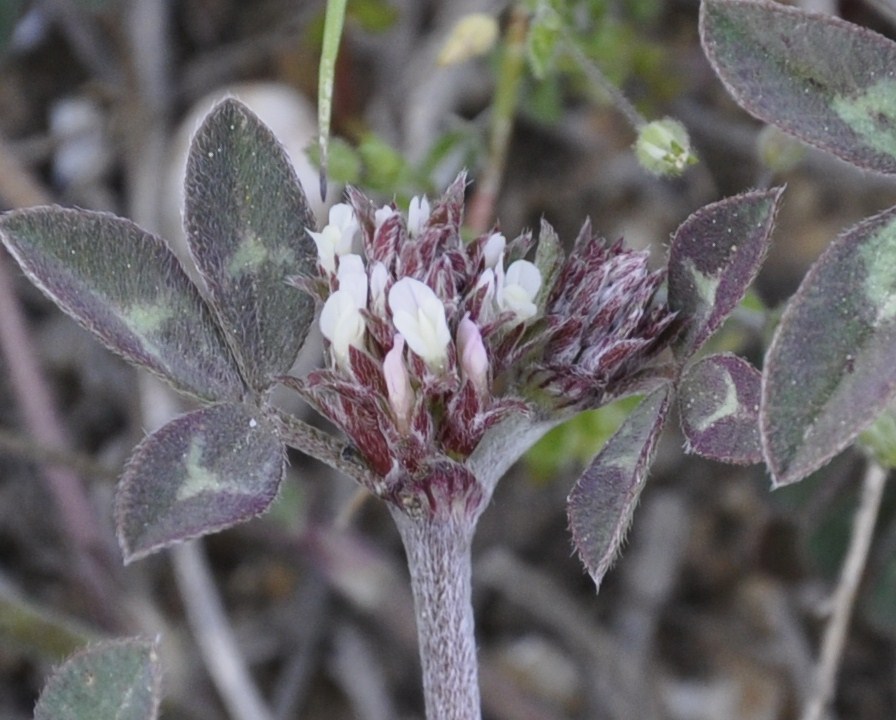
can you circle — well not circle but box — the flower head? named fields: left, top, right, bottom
left=293, top=174, right=674, bottom=520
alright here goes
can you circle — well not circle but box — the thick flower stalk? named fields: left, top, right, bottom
left=287, top=173, right=675, bottom=719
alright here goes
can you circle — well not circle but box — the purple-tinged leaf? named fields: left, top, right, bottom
left=0, top=207, right=244, bottom=402
left=567, top=385, right=672, bottom=590
left=668, top=188, right=783, bottom=358
left=701, top=0, right=896, bottom=174
left=762, top=205, right=896, bottom=486
left=185, top=99, right=318, bottom=391
left=34, top=637, right=162, bottom=720
left=679, top=353, right=762, bottom=465
left=115, top=402, right=284, bottom=563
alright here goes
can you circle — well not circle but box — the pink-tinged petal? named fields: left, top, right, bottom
left=384, top=334, right=413, bottom=432
left=457, top=316, right=489, bottom=394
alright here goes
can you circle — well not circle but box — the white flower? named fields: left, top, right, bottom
left=408, top=195, right=431, bottom=237
left=320, top=289, right=366, bottom=369
left=497, top=259, right=541, bottom=321
left=336, top=253, right=368, bottom=309
left=388, top=277, right=451, bottom=369
left=457, top=315, right=488, bottom=394
left=308, top=203, right=358, bottom=273
left=482, top=232, right=506, bottom=269
left=375, top=204, right=397, bottom=230
left=383, top=334, right=413, bottom=432
left=369, top=261, right=389, bottom=315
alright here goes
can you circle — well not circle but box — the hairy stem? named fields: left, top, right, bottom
left=390, top=509, right=481, bottom=720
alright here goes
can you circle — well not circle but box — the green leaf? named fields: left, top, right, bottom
left=0, top=207, right=244, bottom=402
left=185, top=99, right=318, bottom=392
left=358, top=133, right=414, bottom=193
left=34, top=638, right=162, bottom=720
left=567, top=385, right=672, bottom=590
left=115, top=402, right=284, bottom=563
left=859, top=405, right=896, bottom=469
left=306, top=136, right=362, bottom=185
left=525, top=396, right=640, bottom=481
left=668, top=187, right=783, bottom=359
left=0, top=581, right=97, bottom=662
left=678, top=353, right=762, bottom=465
left=762, top=205, right=896, bottom=486
left=701, top=0, right=896, bottom=174
left=527, top=9, right=561, bottom=79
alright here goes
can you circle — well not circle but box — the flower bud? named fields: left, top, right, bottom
left=457, top=316, right=488, bottom=394
left=408, top=196, right=431, bottom=237
left=482, top=232, right=506, bottom=269
left=384, top=334, right=413, bottom=432
left=634, top=118, right=698, bottom=177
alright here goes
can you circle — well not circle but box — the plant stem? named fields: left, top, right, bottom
left=272, top=407, right=379, bottom=486
left=390, top=509, right=481, bottom=720
left=172, top=541, right=275, bottom=720
left=467, top=5, right=528, bottom=234
left=561, top=26, right=647, bottom=131
left=801, top=460, right=888, bottom=720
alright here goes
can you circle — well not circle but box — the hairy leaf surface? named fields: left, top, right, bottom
left=762, top=206, right=896, bottom=485
left=668, top=187, right=782, bottom=358
left=701, top=0, right=896, bottom=173
left=567, top=385, right=672, bottom=590
left=185, top=99, right=318, bottom=391
left=34, top=638, right=162, bottom=720
left=679, top=353, right=762, bottom=465
left=116, top=402, right=284, bottom=562
left=0, top=207, right=244, bottom=402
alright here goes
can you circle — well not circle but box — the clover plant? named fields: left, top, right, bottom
left=20, top=1, right=896, bottom=716
left=1, top=92, right=785, bottom=718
